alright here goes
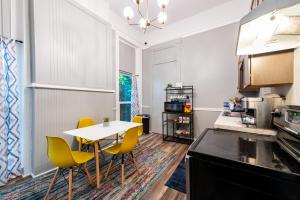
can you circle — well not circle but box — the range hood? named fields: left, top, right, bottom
left=237, top=0, right=300, bottom=55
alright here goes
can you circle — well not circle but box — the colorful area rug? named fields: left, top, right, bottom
left=0, top=147, right=176, bottom=200
left=165, top=158, right=186, bottom=193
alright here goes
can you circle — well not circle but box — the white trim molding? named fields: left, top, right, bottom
left=193, top=107, right=223, bottom=112
left=32, top=167, right=58, bottom=178
left=28, top=83, right=115, bottom=93
left=142, top=105, right=151, bottom=108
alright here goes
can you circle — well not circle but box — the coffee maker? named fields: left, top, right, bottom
left=241, top=97, right=284, bottom=129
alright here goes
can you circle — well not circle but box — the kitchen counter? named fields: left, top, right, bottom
left=214, top=111, right=277, bottom=136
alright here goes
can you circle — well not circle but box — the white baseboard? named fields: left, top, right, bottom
left=32, top=167, right=58, bottom=178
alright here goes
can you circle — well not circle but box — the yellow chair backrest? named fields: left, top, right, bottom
left=46, top=136, right=76, bottom=168
left=76, top=117, right=96, bottom=143
left=132, top=116, right=143, bottom=137
left=119, top=127, right=139, bottom=154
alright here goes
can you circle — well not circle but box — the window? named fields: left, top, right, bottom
left=119, top=71, right=132, bottom=121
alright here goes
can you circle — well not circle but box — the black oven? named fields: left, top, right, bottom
left=273, top=106, right=300, bottom=163
left=164, top=101, right=184, bottom=113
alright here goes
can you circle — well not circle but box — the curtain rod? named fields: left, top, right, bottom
left=16, top=40, right=23, bottom=44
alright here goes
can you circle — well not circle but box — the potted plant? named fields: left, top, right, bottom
left=166, top=83, right=173, bottom=89
left=103, top=117, right=110, bottom=127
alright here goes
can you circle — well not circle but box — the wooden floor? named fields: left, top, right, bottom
left=140, top=133, right=189, bottom=200
left=0, top=133, right=189, bottom=200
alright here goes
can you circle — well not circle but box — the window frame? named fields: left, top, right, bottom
left=119, top=70, right=132, bottom=121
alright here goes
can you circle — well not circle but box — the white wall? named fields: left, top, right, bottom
left=288, top=48, right=300, bottom=105
left=74, top=0, right=144, bottom=46
left=73, top=0, right=110, bottom=20
left=276, top=48, right=300, bottom=105
left=143, top=23, right=241, bottom=138
left=144, top=0, right=252, bottom=47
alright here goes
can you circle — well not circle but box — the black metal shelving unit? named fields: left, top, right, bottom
left=162, top=86, right=194, bottom=144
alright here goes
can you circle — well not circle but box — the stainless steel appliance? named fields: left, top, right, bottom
left=164, top=101, right=185, bottom=113
left=241, top=97, right=284, bottom=128
left=237, top=0, right=300, bottom=55
left=273, top=105, right=300, bottom=163
left=186, top=128, right=300, bottom=200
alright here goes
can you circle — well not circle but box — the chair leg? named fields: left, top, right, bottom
left=98, top=142, right=106, bottom=160
left=83, top=163, right=94, bottom=186
left=130, top=151, right=140, bottom=175
left=44, top=168, right=60, bottom=200
left=76, top=165, right=81, bottom=177
left=68, top=168, right=73, bottom=200
left=138, top=139, right=144, bottom=153
left=121, top=154, right=125, bottom=189
left=105, top=155, right=115, bottom=179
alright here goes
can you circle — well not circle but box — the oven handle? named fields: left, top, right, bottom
left=276, top=138, right=300, bottom=163
left=284, top=127, right=299, bottom=136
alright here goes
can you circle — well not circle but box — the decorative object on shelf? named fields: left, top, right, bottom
left=162, top=86, right=194, bottom=144
left=123, top=0, right=170, bottom=33
left=103, top=117, right=110, bottom=127
left=184, top=104, right=192, bottom=113
left=166, top=83, right=173, bottom=89
left=175, top=82, right=184, bottom=88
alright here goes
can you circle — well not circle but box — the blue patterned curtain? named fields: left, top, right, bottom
left=0, top=36, right=23, bottom=186
left=131, top=76, right=140, bottom=120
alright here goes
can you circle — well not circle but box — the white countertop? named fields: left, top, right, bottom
left=214, top=112, right=277, bottom=136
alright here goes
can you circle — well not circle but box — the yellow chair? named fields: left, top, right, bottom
left=45, top=136, right=94, bottom=200
left=132, top=116, right=143, bottom=137
left=76, top=117, right=95, bottom=150
left=76, top=117, right=105, bottom=159
left=132, top=116, right=144, bottom=152
left=104, top=127, right=140, bottom=188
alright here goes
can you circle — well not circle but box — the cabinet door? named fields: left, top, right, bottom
left=251, top=50, right=294, bottom=86
left=238, top=56, right=252, bottom=91
left=243, top=56, right=251, bottom=88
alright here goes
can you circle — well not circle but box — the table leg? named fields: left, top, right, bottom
left=94, top=142, right=100, bottom=188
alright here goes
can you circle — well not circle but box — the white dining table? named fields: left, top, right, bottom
left=64, top=120, right=142, bottom=188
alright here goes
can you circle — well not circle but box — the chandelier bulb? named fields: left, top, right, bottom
left=157, top=0, right=169, bottom=9
left=158, top=12, right=167, bottom=24
left=123, top=6, right=134, bottom=20
left=133, top=0, right=143, bottom=5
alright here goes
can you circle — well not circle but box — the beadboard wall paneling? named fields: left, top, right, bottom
left=0, top=0, right=11, bottom=38
left=32, top=88, right=114, bottom=175
left=119, top=41, right=135, bottom=74
left=31, top=0, right=112, bottom=89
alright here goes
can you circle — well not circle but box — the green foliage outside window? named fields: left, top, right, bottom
left=119, top=72, right=132, bottom=102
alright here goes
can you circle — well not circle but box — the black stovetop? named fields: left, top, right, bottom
left=188, top=129, right=300, bottom=176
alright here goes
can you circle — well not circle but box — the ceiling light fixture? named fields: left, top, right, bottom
left=123, top=0, right=169, bottom=33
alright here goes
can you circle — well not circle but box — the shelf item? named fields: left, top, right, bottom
left=176, top=130, right=190, bottom=136
left=162, top=86, right=194, bottom=144
left=176, top=116, right=190, bottom=124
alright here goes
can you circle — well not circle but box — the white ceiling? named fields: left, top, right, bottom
left=109, top=0, right=232, bottom=31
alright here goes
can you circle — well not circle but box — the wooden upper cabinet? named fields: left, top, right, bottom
left=251, top=50, right=294, bottom=86
left=238, top=49, right=294, bottom=92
